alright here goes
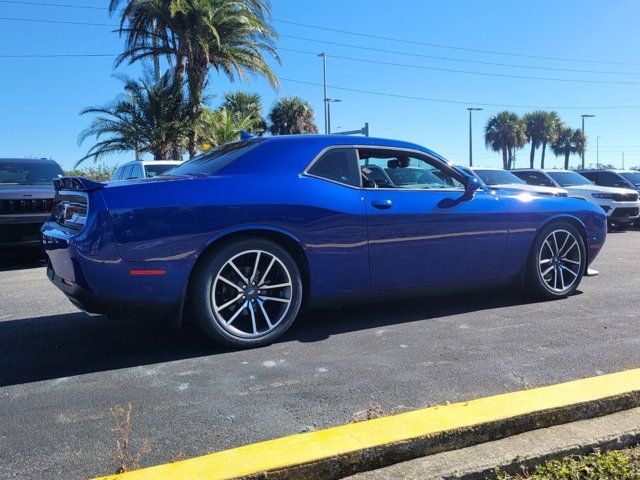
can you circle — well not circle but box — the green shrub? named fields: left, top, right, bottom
left=497, top=448, right=640, bottom=480
left=65, top=164, right=117, bottom=182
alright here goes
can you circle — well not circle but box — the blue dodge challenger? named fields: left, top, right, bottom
left=42, top=135, right=607, bottom=347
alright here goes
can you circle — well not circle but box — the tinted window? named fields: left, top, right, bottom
left=168, top=141, right=258, bottom=175
left=513, top=171, right=554, bottom=187
left=620, top=171, right=640, bottom=187
left=473, top=169, right=525, bottom=186
left=0, top=161, right=63, bottom=185
left=359, top=148, right=464, bottom=189
left=598, top=172, right=628, bottom=187
left=112, top=167, right=123, bottom=180
left=308, top=148, right=359, bottom=187
left=546, top=171, right=592, bottom=187
left=122, top=165, right=134, bottom=179
left=145, top=164, right=177, bottom=177
left=130, top=164, right=143, bottom=178
left=579, top=171, right=598, bottom=182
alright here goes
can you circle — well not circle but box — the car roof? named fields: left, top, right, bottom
left=468, top=166, right=511, bottom=171
left=0, top=157, right=59, bottom=164
left=118, top=160, right=182, bottom=167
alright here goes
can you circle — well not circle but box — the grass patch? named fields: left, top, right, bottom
left=497, top=447, right=640, bottom=480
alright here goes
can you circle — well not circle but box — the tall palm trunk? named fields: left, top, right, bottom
left=501, top=146, right=508, bottom=170
left=564, top=152, right=570, bottom=170
left=540, top=140, right=547, bottom=169
left=529, top=142, right=536, bottom=168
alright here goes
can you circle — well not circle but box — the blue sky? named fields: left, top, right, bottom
left=1, top=0, right=640, bottom=170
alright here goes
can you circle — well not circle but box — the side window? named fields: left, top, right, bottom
left=112, top=167, right=123, bottom=180
left=308, top=148, right=360, bottom=187
left=599, top=172, right=627, bottom=188
left=579, top=171, right=598, bottom=183
left=122, top=165, right=134, bottom=179
left=359, top=148, right=464, bottom=190
left=517, top=171, right=553, bottom=187
left=130, top=164, right=143, bottom=179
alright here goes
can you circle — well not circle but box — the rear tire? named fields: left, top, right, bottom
left=525, top=221, right=586, bottom=300
left=190, top=238, right=303, bottom=348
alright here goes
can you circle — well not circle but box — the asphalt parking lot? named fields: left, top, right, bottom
left=1, top=230, right=639, bottom=480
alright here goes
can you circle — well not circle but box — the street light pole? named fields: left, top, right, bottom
left=326, top=98, right=342, bottom=134
left=580, top=114, right=595, bottom=169
left=318, top=53, right=328, bottom=134
left=466, top=108, right=483, bottom=167
left=596, top=136, right=602, bottom=168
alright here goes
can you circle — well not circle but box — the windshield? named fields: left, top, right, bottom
left=474, top=169, right=525, bottom=186
left=166, top=141, right=258, bottom=175
left=145, top=164, right=178, bottom=177
left=0, top=161, right=63, bottom=185
left=546, top=171, right=592, bottom=187
left=620, top=172, right=640, bottom=187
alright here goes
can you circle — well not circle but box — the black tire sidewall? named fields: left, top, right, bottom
left=191, top=238, right=303, bottom=348
left=526, top=221, right=586, bottom=299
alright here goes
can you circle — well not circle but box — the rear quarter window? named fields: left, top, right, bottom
left=169, top=141, right=259, bottom=175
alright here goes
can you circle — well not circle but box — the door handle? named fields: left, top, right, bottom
left=371, top=200, right=392, bottom=210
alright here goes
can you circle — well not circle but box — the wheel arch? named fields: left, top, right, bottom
left=177, top=227, right=311, bottom=329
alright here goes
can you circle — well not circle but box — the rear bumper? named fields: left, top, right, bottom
left=41, top=220, right=192, bottom=319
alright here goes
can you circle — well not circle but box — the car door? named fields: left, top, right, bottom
left=359, top=147, right=509, bottom=291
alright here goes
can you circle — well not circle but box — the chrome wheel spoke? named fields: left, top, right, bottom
left=561, top=240, right=578, bottom=257
left=259, top=282, right=291, bottom=289
left=561, top=257, right=581, bottom=265
left=560, top=264, right=578, bottom=278
left=226, top=301, right=248, bottom=325
left=216, top=293, right=243, bottom=312
left=541, top=265, right=554, bottom=277
left=259, top=257, right=276, bottom=286
left=249, top=303, right=258, bottom=335
left=216, top=274, right=243, bottom=292
left=257, top=299, right=273, bottom=329
left=229, top=260, right=249, bottom=285
left=250, top=252, right=261, bottom=283
left=260, top=296, right=291, bottom=304
left=558, top=266, right=565, bottom=290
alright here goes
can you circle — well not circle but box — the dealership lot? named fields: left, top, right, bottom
left=1, top=231, right=639, bottom=480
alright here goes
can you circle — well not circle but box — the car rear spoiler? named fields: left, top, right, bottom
left=54, top=176, right=106, bottom=192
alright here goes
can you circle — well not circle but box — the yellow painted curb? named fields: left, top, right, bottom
left=94, top=368, right=640, bottom=480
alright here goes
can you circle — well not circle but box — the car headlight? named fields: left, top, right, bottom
left=592, top=193, right=615, bottom=199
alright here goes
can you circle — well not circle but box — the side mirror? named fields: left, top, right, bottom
left=464, top=175, right=481, bottom=194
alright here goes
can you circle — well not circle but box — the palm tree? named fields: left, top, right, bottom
left=110, top=0, right=280, bottom=158
left=484, top=111, right=527, bottom=170
left=539, top=111, right=561, bottom=169
left=269, top=97, right=318, bottom=135
left=551, top=126, right=586, bottom=170
left=222, top=91, right=266, bottom=134
left=523, top=111, right=546, bottom=169
left=77, top=71, right=190, bottom=166
left=198, top=107, right=257, bottom=148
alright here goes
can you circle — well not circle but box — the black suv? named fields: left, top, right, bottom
left=0, top=158, right=64, bottom=247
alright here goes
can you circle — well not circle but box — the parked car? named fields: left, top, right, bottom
left=512, top=169, right=640, bottom=230
left=112, top=160, right=182, bottom=180
left=577, top=169, right=640, bottom=192
left=1, top=158, right=64, bottom=248
left=457, top=166, right=568, bottom=197
left=42, top=136, right=607, bottom=348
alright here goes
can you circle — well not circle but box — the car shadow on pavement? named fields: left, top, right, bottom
left=0, top=288, right=560, bottom=387
left=0, top=250, right=45, bottom=272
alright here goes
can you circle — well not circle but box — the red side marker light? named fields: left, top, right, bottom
left=129, top=269, right=167, bottom=276
left=62, top=279, right=74, bottom=286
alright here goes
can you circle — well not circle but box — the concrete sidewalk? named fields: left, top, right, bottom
left=345, top=407, right=640, bottom=479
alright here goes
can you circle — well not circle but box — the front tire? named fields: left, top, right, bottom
left=525, top=221, right=586, bottom=300
left=190, top=238, right=303, bottom=348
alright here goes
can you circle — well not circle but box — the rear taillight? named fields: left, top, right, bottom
left=52, top=192, right=88, bottom=230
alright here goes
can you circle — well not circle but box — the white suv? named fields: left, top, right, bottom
left=512, top=169, right=640, bottom=229
left=112, top=160, right=182, bottom=180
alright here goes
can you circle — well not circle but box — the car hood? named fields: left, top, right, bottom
left=563, top=184, right=638, bottom=195
left=0, top=183, right=55, bottom=199
left=491, top=183, right=567, bottom=196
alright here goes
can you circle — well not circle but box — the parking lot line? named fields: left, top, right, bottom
left=93, top=368, right=640, bottom=480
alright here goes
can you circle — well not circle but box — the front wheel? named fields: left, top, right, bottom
left=190, top=238, right=303, bottom=348
left=525, top=222, right=586, bottom=299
